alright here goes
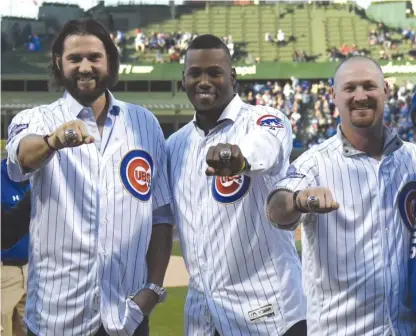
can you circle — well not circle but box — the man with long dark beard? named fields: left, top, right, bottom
left=6, top=18, right=173, bottom=336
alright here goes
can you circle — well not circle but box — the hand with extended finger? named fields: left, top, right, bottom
left=205, top=143, right=246, bottom=177
left=48, top=120, right=95, bottom=150
left=294, top=187, right=340, bottom=214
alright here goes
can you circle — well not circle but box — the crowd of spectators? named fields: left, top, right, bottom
left=327, top=44, right=367, bottom=62
left=238, top=77, right=416, bottom=148
left=110, top=29, right=236, bottom=63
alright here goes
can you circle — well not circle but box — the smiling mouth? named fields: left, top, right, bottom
left=78, top=78, right=95, bottom=82
left=351, top=106, right=374, bottom=111
left=195, top=92, right=215, bottom=99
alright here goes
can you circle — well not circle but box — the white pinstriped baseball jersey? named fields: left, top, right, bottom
left=6, top=91, right=172, bottom=336
left=167, top=95, right=306, bottom=336
left=270, top=126, right=416, bottom=336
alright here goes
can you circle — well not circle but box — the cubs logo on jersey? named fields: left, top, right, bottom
left=399, top=181, right=416, bottom=313
left=256, top=115, right=284, bottom=128
left=211, top=174, right=251, bottom=204
left=397, top=180, right=416, bottom=232
left=120, top=150, right=153, bottom=202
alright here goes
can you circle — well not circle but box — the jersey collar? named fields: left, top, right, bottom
left=337, top=125, right=403, bottom=157
left=63, top=90, right=121, bottom=118
left=192, top=94, right=243, bottom=125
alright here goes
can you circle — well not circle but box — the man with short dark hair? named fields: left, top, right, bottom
left=6, top=18, right=173, bottom=336
left=167, top=34, right=306, bottom=336
left=266, top=55, right=416, bottom=335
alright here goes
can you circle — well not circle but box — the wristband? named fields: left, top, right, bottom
left=235, top=157, right=249, bottom=175
left=43, top=134, right=56, bottom=151
left=293, top=190, right=309, bottom=213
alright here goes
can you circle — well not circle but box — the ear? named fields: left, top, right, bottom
left=55, top=55, right=61, bottom=70
left=383, top=80, right=389, bottom=99
left=231, top=67, right=237, bottom=87
left=330, top=85, right=336, bottom=101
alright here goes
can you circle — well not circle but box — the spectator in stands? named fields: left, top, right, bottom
left=262, top=89, right=272, bottom=106
left=112, top=30, right=125, bottom=57
left=328, top=46, right=340, bottom=62
left=135, top=29, right=146, bottom=52
left=168, top=46, right=180, bottom=63
left=293, top=50, right=300, bottom=62
left=277, top=29, right=285, bottom=46
left=265, top=32, right=273, bottom=43
left=300, top=50, right=308, bottom=62
left=379, top=49, right=389, bottom=60
left=350, top=44, right=360, bottom=56
left=247, top=91, right=255, bottom=105
left=115, top=30, right=125, bottom=45
left=339, top=43, right=351, bottom=56
left=149, top=32, right=158, bottom=49
left=155, top=50, right=164, bottom=63
left=164, top=33, right=174, bottom=49
left=369, top=29, right=378, bottom=45
left=377, top=30, right=387, bottom=45
left=377, top=21, right=387, bottom=35
left=157, top=33, right=166, bottom=52
left=226, top=35, right=234, bottom=59
left=32, top=33, right=41, bottom=51
left=26, top=34, right=41, bottom=52
left=24, top=33, right=39, bottom=52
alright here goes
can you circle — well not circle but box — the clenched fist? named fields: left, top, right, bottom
left=205, top=143, right=246, bottom=176
left=49, top=120, right=95, bottom=150
left=295, top=187, right=340, bottom=214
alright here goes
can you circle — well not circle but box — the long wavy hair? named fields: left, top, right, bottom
left=49, top=18, right=119, bottom=88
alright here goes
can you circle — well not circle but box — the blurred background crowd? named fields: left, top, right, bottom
left=238, top=78, right=416, bottom=147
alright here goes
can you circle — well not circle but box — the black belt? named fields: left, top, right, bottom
left=2, top=260, right=27, bottom=266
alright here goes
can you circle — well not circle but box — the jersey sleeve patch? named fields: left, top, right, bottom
left=7, top=123, right=28, bottom=144
left=256, top=115, right=284, bottom=128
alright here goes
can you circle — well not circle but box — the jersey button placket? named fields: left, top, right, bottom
left=378, top=161, right=392, bottom=309
left=197, top=138, right=208, bottom=285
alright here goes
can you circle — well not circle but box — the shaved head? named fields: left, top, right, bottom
left=331, top=55, right=388, bottom=132
left=333, top=56, right=384, bottom=88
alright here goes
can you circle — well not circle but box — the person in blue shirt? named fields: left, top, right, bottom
left=1, top=158, right=31, bottom=336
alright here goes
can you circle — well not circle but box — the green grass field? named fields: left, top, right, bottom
left=149, top=240, right=186, bottom=335
left=171, top=240, right=183, bottom=257
left=150, top=286, right=187, bottom=336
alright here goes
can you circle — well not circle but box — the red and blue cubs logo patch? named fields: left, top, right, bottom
left=256, top=115, right=284, bottom=128
left=120, top=150, right=153, bottom=202
left=212, top=175, right=251, bottom=204
left=397, top=181, right=416, bottom=231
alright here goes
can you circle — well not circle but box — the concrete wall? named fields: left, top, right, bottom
left=38, top=3, right=85, bottom=29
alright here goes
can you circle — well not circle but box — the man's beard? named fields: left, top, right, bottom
left=62, top=72, right=110, bottom=106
